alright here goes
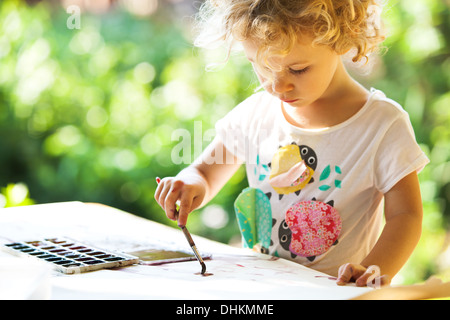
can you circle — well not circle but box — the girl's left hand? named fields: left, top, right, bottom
left=336, top=263, right=390, bottom=287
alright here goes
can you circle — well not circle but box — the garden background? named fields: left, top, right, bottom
left=0, top=0, right=449, bottom=285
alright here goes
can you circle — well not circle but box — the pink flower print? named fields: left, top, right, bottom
left=285, top=200, right=342, bottom=258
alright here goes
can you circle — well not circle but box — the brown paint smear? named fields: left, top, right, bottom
left=195, top=272, right=214, bottom=277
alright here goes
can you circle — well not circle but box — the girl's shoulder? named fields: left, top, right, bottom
left=367, top=89, right=408, bottom=117
left=349, top=88, right=412, bottom=131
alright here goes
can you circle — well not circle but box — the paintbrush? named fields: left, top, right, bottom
left=156, top=177, right=207, bottom=275
left=179, top=225, right=207, bottom=275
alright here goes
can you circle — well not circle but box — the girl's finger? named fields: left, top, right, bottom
left=355, top=266, right=379, bottom=287
left=154, top=177, right=164, bottom=206
left=156, top=180, right=170, bottom=210
left=336, top=263, right=355, bottom=285
left=356, top=267, right=390, bottom=288
left=336, top=263, right=366, bottom=286
left=177, top=191, right=194, bottom=227
left=164, top=185, right=181, bottom=221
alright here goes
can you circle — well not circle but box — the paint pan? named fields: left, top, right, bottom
left=128, top=249, right=211, bottom=266
left=1, top=237, right=139, bottom=274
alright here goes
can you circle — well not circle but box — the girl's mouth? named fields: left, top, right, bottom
left=281, top=99, right=299, bottom=104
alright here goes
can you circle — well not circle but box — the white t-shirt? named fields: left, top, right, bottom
left=215, top=89, right=429, bottom=276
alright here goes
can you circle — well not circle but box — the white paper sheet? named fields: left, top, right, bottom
left=0, top=202, right=372, bottom=300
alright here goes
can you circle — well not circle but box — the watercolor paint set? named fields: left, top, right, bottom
left=2, top=237, right=139, bottom=274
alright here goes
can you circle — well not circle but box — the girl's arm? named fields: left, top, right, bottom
left=337, top=171, right=424, bottom=286
left=155, top=137, right=243, bottom=226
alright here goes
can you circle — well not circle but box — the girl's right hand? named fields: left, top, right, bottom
left=154, top=175, right=206, bottom=227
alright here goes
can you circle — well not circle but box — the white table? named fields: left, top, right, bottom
left=0, top=201, right=377, bottom=300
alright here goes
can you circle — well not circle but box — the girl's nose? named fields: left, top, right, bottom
left=271, top=74, right=294, bottom=94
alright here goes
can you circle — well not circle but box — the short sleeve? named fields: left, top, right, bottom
left=374, top=113, right=429, bottom=193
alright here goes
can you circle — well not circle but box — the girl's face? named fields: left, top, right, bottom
left=242, top=37, right=341, bottom=108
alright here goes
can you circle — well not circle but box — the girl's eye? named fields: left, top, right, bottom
left=289, top=66, right=309, bottom=75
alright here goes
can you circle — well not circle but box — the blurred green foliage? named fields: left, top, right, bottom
left=0, top=0, right=448, bottom=284
left=0, top=182, right=34, bottom=207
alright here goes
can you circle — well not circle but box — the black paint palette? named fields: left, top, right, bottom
left=2, top=237, right=139, bottom=274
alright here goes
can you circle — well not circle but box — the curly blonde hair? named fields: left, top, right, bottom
left=194, top=0, right=385, bottom=67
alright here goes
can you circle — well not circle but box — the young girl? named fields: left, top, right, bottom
left=154, top=0, right=429, bottom=286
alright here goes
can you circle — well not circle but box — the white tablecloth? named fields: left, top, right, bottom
left=0, top=202, right=373, bottom=300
